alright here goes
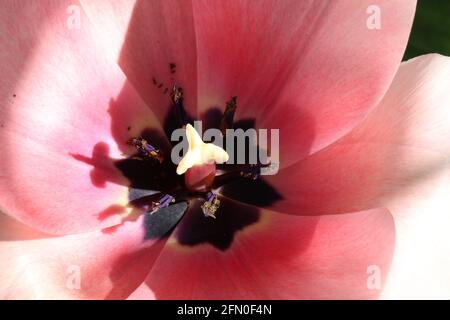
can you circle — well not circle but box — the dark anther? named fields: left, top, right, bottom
left=220, top=96, right=237, bottom=135
left=170, top=85, right=188, bottom=126
left=127, top=137, right=164, bottom=163
left=170, top=84, right=183, bottom=105
left=145, top=194, right=175, bottom=213
left=200, top=192, right=220, bottom=218
left=240, top=164, right=261, bottom=180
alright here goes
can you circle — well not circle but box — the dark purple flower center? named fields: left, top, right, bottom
left=116, top=82, right=282, bottom=250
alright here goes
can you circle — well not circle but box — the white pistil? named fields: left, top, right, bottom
left=176, top=124, right=229, bottom=175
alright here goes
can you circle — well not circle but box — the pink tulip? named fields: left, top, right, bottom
left=0, top=0, right=448, bottom=299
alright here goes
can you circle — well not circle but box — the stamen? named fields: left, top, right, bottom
left=147, top=194, right=175, bottom=214
left=240, top=164, right=261, bottom=180
left=201, top=192, right=220, bottom=219
left=171, top=84, right=183, bottom=104
left=128, top=137, right=164, bottom=163
left=158, top=194, right=175, bottom=207
left=220, top=96, right=237, bottom=135
left=171, top=84, right=188, bottom=126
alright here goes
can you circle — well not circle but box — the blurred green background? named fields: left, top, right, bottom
left=403, top=0, right=450, bottom=60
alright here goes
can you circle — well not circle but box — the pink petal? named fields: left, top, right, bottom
left=80, top=0, right=199, bottom=121
left=195, top=0, right=416, bottom=167
left=0, top=211, right=173, bottom=299
left=266, top=54, right=450, bottom=298
left=266, top=54, right=450, bottom=216
left=0, top=1, right=164, bottom=234
left=135, top=202, right=394, bottom=299
left=380, top=176, right=450, bottom=299
left=78, top=1, right=137, bottom=61
left=0, top=209, right=49, bottom=241
left=126, top=282, right=156, bottom=300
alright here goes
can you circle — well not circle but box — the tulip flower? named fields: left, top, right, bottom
left=1, top=0, right=448, bottom=300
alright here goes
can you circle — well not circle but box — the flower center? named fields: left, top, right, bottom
left=126, top=86, right=269, bottom=220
